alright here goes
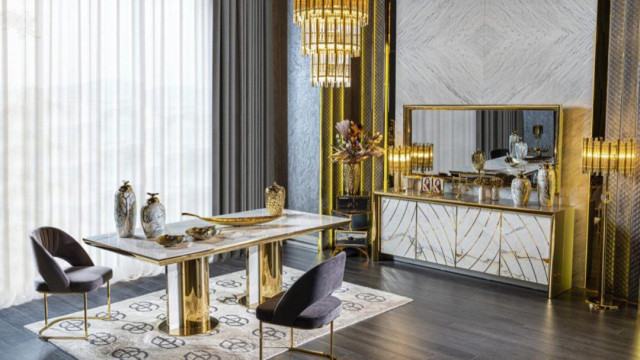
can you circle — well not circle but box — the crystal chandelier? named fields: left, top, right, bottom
left=293, top=0, right=369, bottom=87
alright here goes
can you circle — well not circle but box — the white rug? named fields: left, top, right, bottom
left=25, top=267, right=412, bottom=360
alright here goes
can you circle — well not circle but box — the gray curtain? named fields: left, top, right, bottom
left=476, top=110, right=524, bottom=158
left=210, top=0, right=287, bottom=259
left=212, top=0, right=287, bottom=215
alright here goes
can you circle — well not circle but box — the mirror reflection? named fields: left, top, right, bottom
left=408, top=107, right=558, bottom=185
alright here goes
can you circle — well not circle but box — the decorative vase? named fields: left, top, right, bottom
left=471, top=149, right=486, bottom=173
left=511, top=173, right=531, bottom=206
left=537, top=163, right=556, bottom=207
left=141, top=193, right=166, bottom=238
left=508, top=131, right=519, bottom=157
left=514, top=138, right=528, bottom=161
left=265, top=182, right=286, bottom=216
left=478, top=186, right=491, bottom=201
left=343, top=163, right=361, bottom=195
left=114, top=181, right=136, bottom=238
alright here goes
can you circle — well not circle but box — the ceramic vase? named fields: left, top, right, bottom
left=265, top=182, right=286, bottom=216
left=114, top=181, right=136, bottom=238
left=471, top=149, right=486, bottom=173
left=511, top=173, right=531, bottom=206
left=515, top=139, right=528, bottom=161
left=141, top=193, right=166, bottom=238
left=537, top=164, right=556, bottom=207
left=343, top=163, right=361, bottom=195
left=508, top=131, right=519, bottom=157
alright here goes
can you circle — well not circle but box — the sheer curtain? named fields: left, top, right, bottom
left=0, top=0, right=213, bottom=308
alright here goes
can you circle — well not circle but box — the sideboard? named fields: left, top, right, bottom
left=373, top=190, right=574, bottom=298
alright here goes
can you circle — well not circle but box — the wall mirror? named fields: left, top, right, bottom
left=403, top=105, right=562, bottom=187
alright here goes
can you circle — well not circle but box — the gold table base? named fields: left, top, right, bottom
left=163, top=257, right=218, bottom=336
left=242, top=241, right=283, bottom=308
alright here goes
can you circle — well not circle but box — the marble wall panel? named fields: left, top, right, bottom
left=395, top=0, right=597, bottom=287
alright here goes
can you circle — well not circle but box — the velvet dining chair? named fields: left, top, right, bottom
left=256, top=252, right=346, bottom=359
left=30, top=227, right=113, bottom=340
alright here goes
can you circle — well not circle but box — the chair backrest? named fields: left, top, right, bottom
left=272, top=252, right=346, bottom=326
left=490, top=148, right=509, bottom=159
left=30, top=227, right=93, bottom=292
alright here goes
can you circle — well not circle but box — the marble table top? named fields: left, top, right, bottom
left=84, top=209, right=350, bottom=265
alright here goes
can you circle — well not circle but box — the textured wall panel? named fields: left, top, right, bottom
left=395, top=0, right=597, bottom=287
left=287, top=2, right=320, bottom=214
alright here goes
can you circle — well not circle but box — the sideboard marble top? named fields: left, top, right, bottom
left=374, top=190, right=570, bottom=215
left=84, top=209, right=349, bottom=266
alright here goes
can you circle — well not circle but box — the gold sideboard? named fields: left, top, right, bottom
left=372, top=190, right=574, bottom=298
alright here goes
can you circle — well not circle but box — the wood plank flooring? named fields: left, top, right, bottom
left=0, top=243, right=639, bottom=359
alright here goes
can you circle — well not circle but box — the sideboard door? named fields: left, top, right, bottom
left=416, top=202, right=456, bottom=266
left=455, top=206, right=501, bottom=275
left=380, top=198, right=417, bottom=259
left=500, top=212, right=552, bottom=285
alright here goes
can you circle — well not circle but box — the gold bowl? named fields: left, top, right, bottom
left=185, top=226, right=221, bottom=241
left=156, top=234, right=185, bottom=247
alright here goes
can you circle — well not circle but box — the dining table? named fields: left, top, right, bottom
left=84, top=208, right=350, bottom=336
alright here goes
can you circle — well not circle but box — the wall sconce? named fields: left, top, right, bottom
left=388, top=146, right=412, bottom=192
left=582, top=137, right=635, bottom=310
left=411, top=143, right=434, bottom=174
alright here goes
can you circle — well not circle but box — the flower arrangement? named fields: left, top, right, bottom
left=330, top=120, right=384, bottom=164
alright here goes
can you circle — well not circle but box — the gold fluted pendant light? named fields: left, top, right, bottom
left=293, top=0, right=369, bottom=87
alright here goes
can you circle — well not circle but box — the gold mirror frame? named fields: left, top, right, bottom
left=385, top=104, right=563, bottom=193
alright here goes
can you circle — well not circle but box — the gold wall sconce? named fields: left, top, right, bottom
left=411, top=143, right=434, bottom=174
left=582, top=137, right=635, bottom=310
left=388, top=143, right=434, bottom=192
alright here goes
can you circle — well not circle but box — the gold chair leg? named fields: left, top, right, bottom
left=330, top=320, right=334, bottom=359
left=287, top=321, right=338, bottom=359
left=38, top=282, right=112, bottom=341
left=259, top=321, right=263, bottom=360
left=290, top=327, right=294, bottom=349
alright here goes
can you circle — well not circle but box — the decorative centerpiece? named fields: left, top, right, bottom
left=508, top=130, right=519, bottom=157
left=331, top=120, right=383, bottom=195
left=114, top=181, right=136, bottom=238
left=265, top=182, right=286, bottom=216
left=471, top=149, right=486, bottom=173
left=473, top=176, right=492, bottom=201
left=511, top=172, right=531, bottom=206
left=141, top=193, right=166, bottom=238
left=491, top=177, right=504, bottom=201
left=537, top=163, right=556, bottom=207
left=514, top=138, right=529, bottom=161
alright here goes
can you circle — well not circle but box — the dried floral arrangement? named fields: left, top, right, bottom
left=330, top=120, right=384, bottom=164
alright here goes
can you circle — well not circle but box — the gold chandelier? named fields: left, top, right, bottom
left=293, top=0, right=369, bottom=87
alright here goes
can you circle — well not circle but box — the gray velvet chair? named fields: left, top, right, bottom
left=30, top=227, right=112, bottom=340
left=256, top=252, right=346, bottom=360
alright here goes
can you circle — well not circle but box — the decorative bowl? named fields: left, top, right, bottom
left=155, top=234, right=185, bottom=247
left=186, top=226, right=221, bottom=241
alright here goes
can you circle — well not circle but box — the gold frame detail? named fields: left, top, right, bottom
left=391, top=104, right=564, bottom=192
left=259, top=320, right=336, bottom=360
left=38, top=281, right=111, bottom=341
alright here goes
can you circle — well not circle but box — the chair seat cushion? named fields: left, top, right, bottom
left=35, top=266, right=113, bottom=293
left=256, top=292, right=342, bottom=330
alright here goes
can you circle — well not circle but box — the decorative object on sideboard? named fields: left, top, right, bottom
left=331, top=120, right=384, bottom=195
left=293, top=0, right=369, bottom=87
left=491, top=177, right=504, bottom=201
left=451, top=174, right=470, bottom=199
left=265, top=182, right=286, bottom=216
left=182, top=212, right=281, bottom=226
left=473, top=176, right=492, bottom=202
left=511, top=172, right=531, bottom=206
left=508, top=130, right=519, bottom=158
left=537, top=163, right=556, bottom=207
left=114, top=180, right=136, bottom=238
left=514, top=138, right=529, bottom=161
left=532, top=124, right=544, bottom=155
left=582, top=137, right=635, bottom=310
left=141, top=193, right=166, bottom=238
left=471, top=149, right=486, bottom=173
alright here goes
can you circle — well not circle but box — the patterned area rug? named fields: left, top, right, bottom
left=25, top=267, right=412, bottom=360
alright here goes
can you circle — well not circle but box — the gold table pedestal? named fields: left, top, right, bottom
left=240, top=241, right=283, bottom=309
left=160, top=257, right=219, bottom=336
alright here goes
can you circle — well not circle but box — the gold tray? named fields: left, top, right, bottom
left=185, top=226, right=221, bottom=241
left=182, top=212, right=281, bottom=226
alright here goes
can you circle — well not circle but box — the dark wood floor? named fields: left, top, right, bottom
left=1, top=243, right=639, bottom=360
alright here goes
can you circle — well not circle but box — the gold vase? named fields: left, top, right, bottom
left=265, top=182, right=286, bottom=216
left=343, top=163, right=361, bottom=195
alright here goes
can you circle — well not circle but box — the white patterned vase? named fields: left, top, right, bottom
left=511, top=173, right=531, bottom=206
left=508, top=131, right=519, bottom=157
left=514, top=139, right=528, bottom=161
left=114, top=181, right=136, bottom=238
left=537, top=164, right=556, bottom=207
left=141, top=193, right=166, bottom=238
